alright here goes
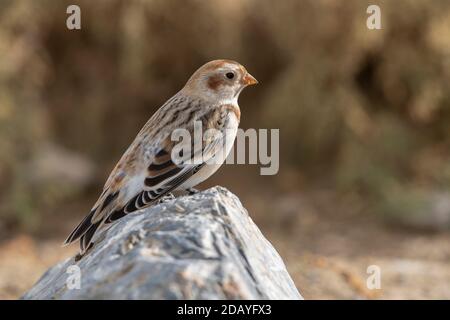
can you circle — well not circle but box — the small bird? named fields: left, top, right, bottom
left=64, top=59, right=258, bottom=256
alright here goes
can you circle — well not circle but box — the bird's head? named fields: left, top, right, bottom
left=182, top=59, right=258, bottom=104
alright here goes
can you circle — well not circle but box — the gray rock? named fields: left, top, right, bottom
left=22, top=187, right=302, bottom=299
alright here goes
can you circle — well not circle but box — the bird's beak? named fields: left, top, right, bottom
left=242, top=73, right=258, bottom=86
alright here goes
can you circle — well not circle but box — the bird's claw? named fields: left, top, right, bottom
left=157, top=193, right=175, bottom=204
left=187, top=188, right=200, bottom=195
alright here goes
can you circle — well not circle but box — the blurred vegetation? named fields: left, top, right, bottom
left=1, top=0, right=450, bottom=233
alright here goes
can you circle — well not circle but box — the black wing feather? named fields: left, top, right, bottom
left=105, top=163, right=205, bottom=224
left=63, top=208, right=97, bottom=245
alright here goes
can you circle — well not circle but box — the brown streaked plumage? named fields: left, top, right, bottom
left=64, top=59, right=257, bottom=256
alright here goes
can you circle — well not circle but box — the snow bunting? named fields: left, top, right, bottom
left=64, top=59, right=258, bottom=255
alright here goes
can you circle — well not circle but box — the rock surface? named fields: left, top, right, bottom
left=22, top=187, right=302, bottom=299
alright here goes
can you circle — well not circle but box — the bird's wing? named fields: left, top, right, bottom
left=64, top=105, right=228, bottom=253
left=62, top=143, right=143, bottom=251
left=104, top=119, right=226, bottom=223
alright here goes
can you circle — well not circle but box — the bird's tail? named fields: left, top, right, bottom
left=63, top=208, right=102, bottom=255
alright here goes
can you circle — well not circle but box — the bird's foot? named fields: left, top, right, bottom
left=186, top=188, right=200, bottom=195
left=157, top=192, right=175, bottom=204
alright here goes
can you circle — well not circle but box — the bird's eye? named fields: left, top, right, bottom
left=225, top=72, right=235, bottom=80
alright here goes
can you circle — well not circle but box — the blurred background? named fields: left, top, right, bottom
left=1, top=0, right=450, bottom=299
